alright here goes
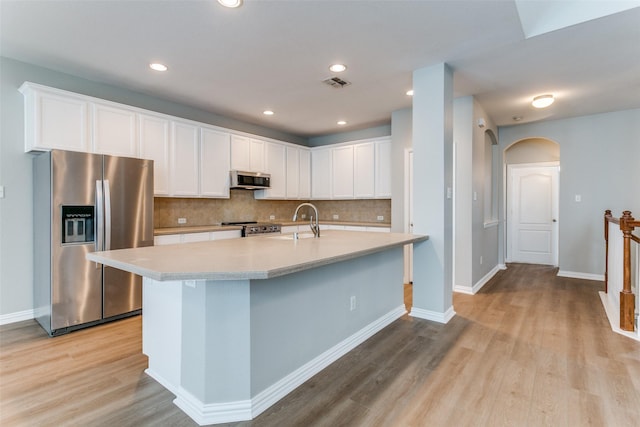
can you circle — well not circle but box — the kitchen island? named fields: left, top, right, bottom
left=87, top=230, right=427, bottom=425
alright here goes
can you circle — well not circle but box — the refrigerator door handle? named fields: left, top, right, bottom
left=104, top=179, right=112, bottom=251
left=96, top=180, right=104, bottom=252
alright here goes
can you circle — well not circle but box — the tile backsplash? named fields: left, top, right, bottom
left=154, top=191, right=391, bottom=228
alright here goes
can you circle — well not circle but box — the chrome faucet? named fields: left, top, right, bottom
left=293, top=203, right=320, bottom=238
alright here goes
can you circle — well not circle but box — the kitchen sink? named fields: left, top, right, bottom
left=269, top=232, right=316, bottom=240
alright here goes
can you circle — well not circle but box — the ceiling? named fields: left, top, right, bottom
left=2, top=1, right=639, bottom=139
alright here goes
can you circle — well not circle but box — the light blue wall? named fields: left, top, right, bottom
left=390, top=108, right=412, bottom=233
left=499, top=109, right=640, bottom=276
left=308, top=124, right=391, bottom=147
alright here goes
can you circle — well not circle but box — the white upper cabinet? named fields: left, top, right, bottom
left=200, top=127, right=231, bottom=198
left=311, top=147, right=332, bottom=199
left=170, top=121, right=200, bottom=196
left=91, top=102, right=137, bottom=157
left=375, top=139, right=392, bottom=198
left=138, top=114, right=170, bottom=196
left=231, top=135, right=265, bottom=172
left=255, top=142, right=286, bottom=199
left=20, top=82, right=89, bottom=153
left=299, top=148, right=311, bottom=199
left=285, top=146, right=300, bottom=199
left=354, top=142, right=375, bottom=198
left=331, top=145, right=354, bottom=199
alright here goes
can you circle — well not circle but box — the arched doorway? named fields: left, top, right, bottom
left=505, top=138, right=560, bottom=265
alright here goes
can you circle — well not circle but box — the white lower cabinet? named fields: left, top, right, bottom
left=154, top=229, right=242, bottom=245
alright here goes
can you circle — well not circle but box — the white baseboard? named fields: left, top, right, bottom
left=598, top=291, right=640, bottom=342
left=454, top=264, right=507, bottom=295
left=557, top=270, right=604, bottom=281
left=171, top=304, right=407, bottom=425
left=410, top=305, right=456, bottom=324
left=0, top=309, right=35, bottom=325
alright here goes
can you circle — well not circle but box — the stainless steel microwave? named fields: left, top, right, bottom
left=230, top=170, right=271, bottom=190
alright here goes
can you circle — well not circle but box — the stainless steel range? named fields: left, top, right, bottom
left=222, top=221, right=281, bottom=237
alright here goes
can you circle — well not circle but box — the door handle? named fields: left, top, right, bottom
left=552, top=219, right=557, bottom=222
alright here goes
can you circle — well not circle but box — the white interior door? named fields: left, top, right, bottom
left=507, top=164, right=559, bottom=265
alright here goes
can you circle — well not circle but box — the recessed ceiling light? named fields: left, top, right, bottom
left=149, top=63, right=168, bottom=72
left=263, top=110, right=275, bottom=116
left=532, top=94, right=554, bottom=108
left=406, top=89, right=414, bottom=96
left=218, top=0, right=242, bottom=8
left=329, top=64, right=347, bottom=73
left=337, top=120, right=347, bottom=126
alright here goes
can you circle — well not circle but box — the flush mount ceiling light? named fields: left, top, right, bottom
left=406, top=89, right=414, bottom=96
left=329, top=64, right=347, bottom=73
left=532, top=94, right=554, bottom=108
left=337, top=120, right=347, bottom=126
left=218, top=0, right=242, bottom=7
left=263, top=110, right=274, bottom=116
left=149, top=63, right=168, bottom=72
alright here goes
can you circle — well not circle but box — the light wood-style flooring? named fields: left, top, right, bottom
left=2, top=263, right=640, bottom=426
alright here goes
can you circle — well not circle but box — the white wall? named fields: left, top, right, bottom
left=499, top=109, right=640, bottom=276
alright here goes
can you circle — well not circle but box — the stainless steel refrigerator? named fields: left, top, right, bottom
left=34, top=150, right=154, bottom=336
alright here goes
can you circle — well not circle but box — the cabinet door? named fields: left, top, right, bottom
left=139, top=114, right=170, bottom=196
left=311, top=148, right=332, bottom=199
left=91, top=102, right=137, bottom=157
left=286, top=146, right=300, bottom=199
left=211, top=230, right=242, bottom=240
left=375, top=139, right=392, bottom=198
left=200, top=128, right=231, bottom=198
left=154, top=234, right=182, bottom=245
left=230, top=135, right=251, bottom=171
left=21, top=84, right=89, bottom=152
left=354, top=143, right=375, bottom=198
left=182, top=232, right=211, bottom=243
left=250, top=139, right=265, bottom=172
left=331, top=145, right=354, bottom=199
left=170, top=121, right=200, bottom=196
left=231, top=135, right=265, bottom=172
left=255, top=142, right=286, bottom=199
left=299, top=148, right=311, bottom=199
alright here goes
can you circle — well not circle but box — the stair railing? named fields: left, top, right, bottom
left=604, top=210, right=640, bottom=331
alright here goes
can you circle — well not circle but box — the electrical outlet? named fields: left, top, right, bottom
left=575, top=195, right=581, bottom=202
left=377, top=215, right=384, bottom=221
left=178, top=218, right=187, bottom=224
left=301, top=214, right=306, bottom=219
left=269, top=215, right=275, bottom=220
left=0, top=185, right=4, bottom=199
left=350, top=296, right=356, bottom=311
left=333, top=214, right=339, bottom=220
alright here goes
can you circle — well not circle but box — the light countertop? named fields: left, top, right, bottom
left=88, top=230, right=427, bottom=281
left=154, top=221, right=391, bottom=236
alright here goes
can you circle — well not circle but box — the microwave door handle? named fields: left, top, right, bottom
left=104, top=179, right=111, bottom=251
left=96, top=180, right=104, bottom=252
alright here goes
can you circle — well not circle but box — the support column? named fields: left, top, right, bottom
left=410, top=63, right=455, bottom=323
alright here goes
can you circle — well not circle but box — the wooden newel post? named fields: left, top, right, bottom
left=620, top=210, right=635, bottom=331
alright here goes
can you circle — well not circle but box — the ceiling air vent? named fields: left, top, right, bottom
left=322, top=76, right=351, bottom=88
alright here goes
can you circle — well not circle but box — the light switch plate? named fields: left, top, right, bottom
left=178, top=218, right=187, bottom=224
left=333, top=214, right=339, bottom=220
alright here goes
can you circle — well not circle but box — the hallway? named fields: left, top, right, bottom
left=1, top=264, right=639, bottom=426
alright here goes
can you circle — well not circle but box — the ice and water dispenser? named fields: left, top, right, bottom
left=61, top=206, right=95, bottom=244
